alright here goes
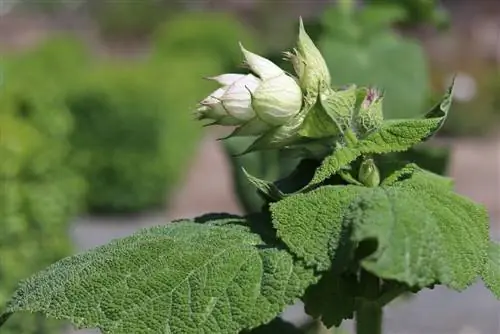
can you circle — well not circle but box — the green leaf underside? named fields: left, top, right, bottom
left=271, top=171, right=489, bottom=290
left=309, top=81, right=454, bottom=188
left=302, top=271, right=357, bottom=328
left=351, top=173, right=489, bottom=290
left=1, top=221, right=318, bottom=334
left=481, top=241, right=500, bottom=299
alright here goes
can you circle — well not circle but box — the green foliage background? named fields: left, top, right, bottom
left=0, top=39, right=87, bottom=333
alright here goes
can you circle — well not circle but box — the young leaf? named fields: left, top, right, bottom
left=350, top=173, right=490, bottom=290
left=302, top=271, right=358, bottom=328
left=0, top=221, right=318, bottom=334
left=242, top=167, right=285, bottom=201
left=481, top=241, right=500, bottom=299
left=270, top=185, right=370, bottom=271
left=307, top=80, right=454, bottom=188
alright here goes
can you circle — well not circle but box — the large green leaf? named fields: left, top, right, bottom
left=0, top=220, right=318, bottom=334
left=350, top=173, right=490, bottom=290
left=270, top=185, right=369, bottom=271
left=271, top=169, right=489, bottom=290
left=481, top=241, right=500, bottom=299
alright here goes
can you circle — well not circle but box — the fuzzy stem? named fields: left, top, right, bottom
left=356, top=301, right=382, bottom=334
left=356, top=270, right=383, bottom=334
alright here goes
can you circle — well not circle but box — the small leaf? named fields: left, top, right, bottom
left=242, top=167, right=285, bottom=201
left=302, top=271, right=358, bottom=328
left=0, top=220, right=318, bottom=334
left=270, top=185, right=369, bottom=271
left=481, top=241, right=500, bottom=299
left=350, top=173, right=489, bottom=290
left=307, top=80, right=454, bottom=188
left=299, top=86, right=357, bottom=139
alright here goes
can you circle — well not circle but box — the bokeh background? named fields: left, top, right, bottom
left=0, top=0, right=499, bottom=333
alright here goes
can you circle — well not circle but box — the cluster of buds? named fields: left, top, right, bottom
left=195, top=18, right=385, bottom=152
left=196, top=44, right=303, bottom=136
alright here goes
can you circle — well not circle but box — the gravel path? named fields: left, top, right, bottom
left=66, top=134, right=500, bottom=334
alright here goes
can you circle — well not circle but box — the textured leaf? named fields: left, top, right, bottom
left=481, top=241, right=500, bottom=299
left=302, top=271, right=357, bottom=328
left=308, top=81, right=454, bottom=188
left=270, top=185, right=369, bottom=271
left=299, top=86, right=358, bottom=139
left=350, top=173, right=490, bottom=290
left=242, top=167, right=285, bottom=201
left=0, top=221, right=318, bottom=334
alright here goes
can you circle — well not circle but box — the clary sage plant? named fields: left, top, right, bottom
left=1, top=19, right=499, bottom=334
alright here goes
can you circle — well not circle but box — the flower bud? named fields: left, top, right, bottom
left=252, top=73, right=303, bottom=126
left=284, top=18, right=331, bottom=95
left=358, top=158, right=380, bottom=187
left=196, top=46, right=304, bottom=137
left=355, top=87, right=384, bottom=135
left=239, top=43, right=284, bottom=80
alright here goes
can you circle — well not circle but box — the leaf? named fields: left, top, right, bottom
left=240, top=159, right=322, bottom=201
left=299, top=85, right=358, bottom=139
left=0, top=221, right=318, bottom=334
left=481, top=241, right=500, bottom=299
left=350, top=173, right=490, bottom=290
left=242, top=167, right=285, bottom=201
left=302, top=271, right=358, bottom=328
left=380, top=162, right=453, bottom=188
left=270, top=185, right=369, bottom=271
left=307, top=80, right=454, bottom=188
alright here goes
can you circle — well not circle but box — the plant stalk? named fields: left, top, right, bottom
left=356, top=270, right=383, bottom=334
left=356, top=300, right=382, bottom=334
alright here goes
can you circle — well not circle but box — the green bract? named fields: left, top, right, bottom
left=1, top=18, right=499, bottom=334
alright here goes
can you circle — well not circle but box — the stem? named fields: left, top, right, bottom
left=356, top=270, right=383, bottom=334
left=356, top=301, right=382, bottom=334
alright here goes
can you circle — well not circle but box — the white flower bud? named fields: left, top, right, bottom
left=206, top=74, right=246, bottom=87
left=252, top=74, right=303, bottom=126
left=196, top=44, right=305, bottom=139
left=239, top=43, right=284, bottom=80
left=220, top=74, right=260, bottom=122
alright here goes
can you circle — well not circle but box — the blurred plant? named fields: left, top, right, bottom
left=88, top=0, right=183, bottom=39
left=0, top=40, right=87, bottom=333
left=364, top=0, right=450, bottom=29
left=151, top=12, right=259, bottom=69
left=66, top=61, right=204, bottom=213
left=317, top=1, right=430, bottom=120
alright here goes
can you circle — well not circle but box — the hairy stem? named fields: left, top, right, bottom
left=356, top=270, right=383, bottom=334
left=356, top=301, right=382, bottom=334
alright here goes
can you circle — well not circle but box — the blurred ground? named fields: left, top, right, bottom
left=68, top=132, right=500, bottom=334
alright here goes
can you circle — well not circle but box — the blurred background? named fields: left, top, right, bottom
left=0, top=0, right=499, bottom=333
